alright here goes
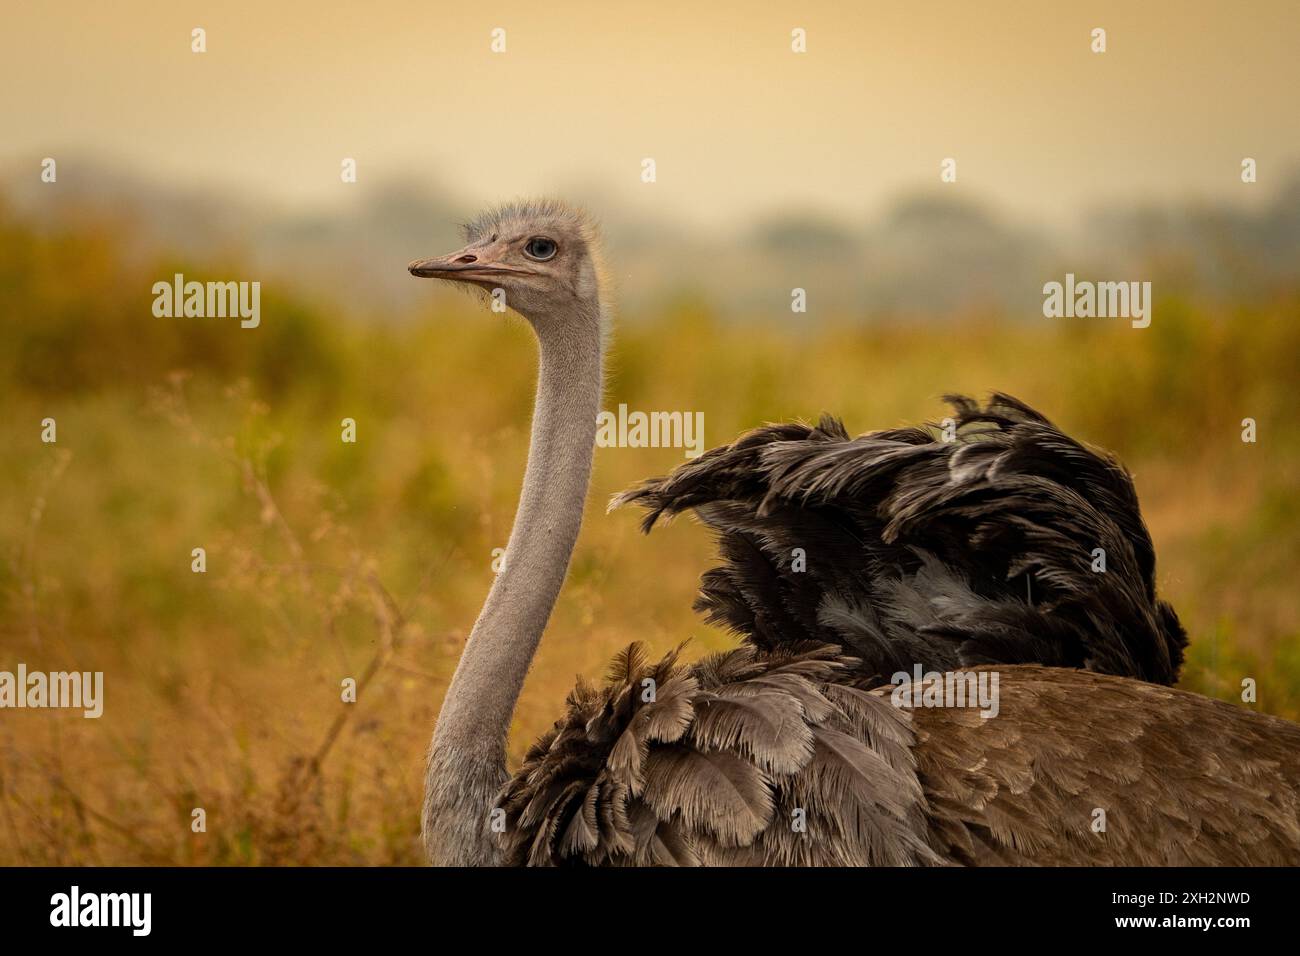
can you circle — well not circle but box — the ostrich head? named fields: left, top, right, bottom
left=408, top=198, right=607, bottom=331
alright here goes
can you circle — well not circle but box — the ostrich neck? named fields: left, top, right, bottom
left=423, top=306, right=604, bottom=865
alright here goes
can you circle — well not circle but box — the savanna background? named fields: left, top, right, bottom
left=2, top=1, right=1299, bottom=865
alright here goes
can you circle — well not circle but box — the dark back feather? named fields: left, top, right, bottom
left=612, top=394, right=1187, bottom=686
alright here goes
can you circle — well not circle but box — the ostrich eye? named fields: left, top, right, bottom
left=524, top=237, right=558, bottom=261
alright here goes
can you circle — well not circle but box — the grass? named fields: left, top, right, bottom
left=1, top=203, right=1298, bottom=864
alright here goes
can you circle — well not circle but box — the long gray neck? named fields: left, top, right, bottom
left=423, top=301, right=604, bottom=865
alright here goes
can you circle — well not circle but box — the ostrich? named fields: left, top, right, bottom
left=409, top=199, right=1300, bottom=866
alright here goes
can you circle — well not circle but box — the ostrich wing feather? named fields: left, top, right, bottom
left=612, top=393, right=1187, bottom=685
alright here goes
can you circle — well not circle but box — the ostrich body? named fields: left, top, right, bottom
left=411, top=200, right=1300, bottom=867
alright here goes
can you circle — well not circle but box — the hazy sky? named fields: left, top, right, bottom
left=4, top=1, right=1298, bottom=229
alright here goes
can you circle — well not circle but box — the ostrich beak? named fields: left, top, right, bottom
left=407, top=248, right=488, bottom=280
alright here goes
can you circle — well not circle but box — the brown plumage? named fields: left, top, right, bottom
left=498, top=644, right=1300, bottom=866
